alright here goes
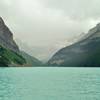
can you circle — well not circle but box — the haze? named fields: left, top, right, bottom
left=0, top=0, right=100, bottom=61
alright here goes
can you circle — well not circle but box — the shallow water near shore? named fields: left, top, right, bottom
left=0, top=67, right=100, bottom=100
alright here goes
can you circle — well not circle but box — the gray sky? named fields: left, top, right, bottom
left=1, top=0, right=100, bottom=61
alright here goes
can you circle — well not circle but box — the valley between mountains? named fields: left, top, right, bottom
left=0, top=17, right=100, bottom=67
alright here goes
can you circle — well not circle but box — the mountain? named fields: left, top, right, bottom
left=20, top=51, right=43, bottom=66
left=0, top=45, right=26, bottom=67
left=48, top=23, right=100, bottom=67
left=0, top=17, right=44, bottom=67
left=0, top=17, right=27, bottom=66
left=0, top=17, right=19, bottom=53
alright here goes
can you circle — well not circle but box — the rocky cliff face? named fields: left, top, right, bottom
left=48, top=23, right=100, bottom=67
left=0, top=17, right=19, bottom=53
left=0, top=17, right=44, bottom=67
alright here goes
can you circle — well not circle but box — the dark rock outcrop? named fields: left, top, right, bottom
left=0, top=17, right=19, bottom=53
left=48, top=23, right=100, bottom=67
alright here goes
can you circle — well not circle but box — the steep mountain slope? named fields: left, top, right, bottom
left=48, top=23, right=100, bottom=67
left=0, top=17, right=26, bottom=66
left=0, top=17, right=19, bottom=53
left=20, top=51, right=43, bottom=66
left=0, top=45, right=26, bottom=67
left=0, top=17, right=45, bottom=67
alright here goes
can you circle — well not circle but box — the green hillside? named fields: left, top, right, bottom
left=0, top=45, right=26, bottom=67
left=21, top=51, right=43, bottom=66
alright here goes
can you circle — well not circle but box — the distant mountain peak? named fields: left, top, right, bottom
left=96, top=23, right=100, bottom=26
left=77, top=22, right=100, bottom=42
left=95, top=23, right=100, bottom=31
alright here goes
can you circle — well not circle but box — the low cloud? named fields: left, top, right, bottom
left=0, top=0, right=100, bottom=60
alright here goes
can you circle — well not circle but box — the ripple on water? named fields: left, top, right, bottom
left=0, top=68, right=100, bottom=100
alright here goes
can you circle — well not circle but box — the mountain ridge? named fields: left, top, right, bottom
left=48, top=23, right=100, bottom=67
left=0, top=17, right=19, bottom=53
left=0, top=17, right=43, bottom=67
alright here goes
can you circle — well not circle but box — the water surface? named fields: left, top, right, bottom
left=0, top=67, right=100, bottom=100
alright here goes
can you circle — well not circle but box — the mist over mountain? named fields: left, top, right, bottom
left=0, top=17, right=26, bottom=66
left=1, top=16, right=100, bottom=67
left=48, top=23, right=100, bottom=67
left=0, top=17, right=42, bottom=67
left=16, top=34, right=83, bottom=63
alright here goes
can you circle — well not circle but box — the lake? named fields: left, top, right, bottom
left=0, top=67, right=100, bottom=100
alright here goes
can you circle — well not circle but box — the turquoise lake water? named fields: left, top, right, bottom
left=0, top=67, right=100, bottom=100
